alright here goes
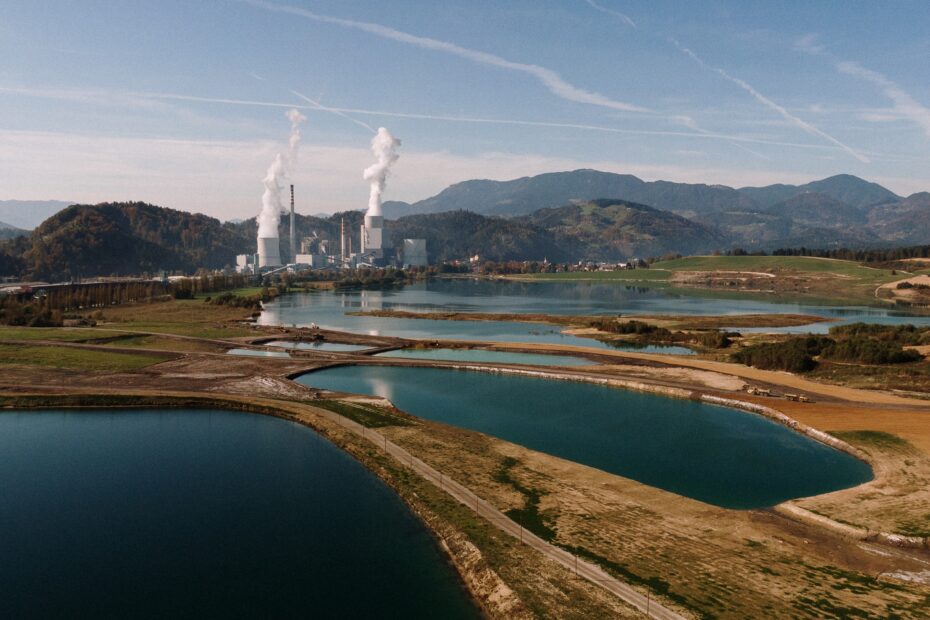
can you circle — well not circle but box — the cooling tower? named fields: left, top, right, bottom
left=258, top=237, right=282, bottom=268
left=361, top=214, right=383, bottom=253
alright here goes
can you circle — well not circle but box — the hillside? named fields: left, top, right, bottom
left=523, top=199, right=726, bottom=258
left=0, top=220, right=28, bottom=240
left=388, top=210, right=565, bottom=262
left=385, top=169, right=755, bottom=218
left=18, top=202, right=255, bottom=280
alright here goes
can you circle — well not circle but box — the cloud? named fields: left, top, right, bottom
left=838, top=61, right=930, bottom=139
left=669, top=38, right=870, bottom=163
left=794, top=34, right=825, bottom=55
left=583, top=0, right=636, bottom=28
left=794, top=36, right=930, bottom=140
left=1, top=83, right=840, bottom=153
left=240, top=0, right=648, bottom=114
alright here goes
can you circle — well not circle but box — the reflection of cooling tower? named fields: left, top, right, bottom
left=361, top=214, right=383, bottom=253
left=258, top=237, right=281, bottom=268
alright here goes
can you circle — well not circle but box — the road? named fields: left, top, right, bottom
left=307, top=403, right=686, bottom=620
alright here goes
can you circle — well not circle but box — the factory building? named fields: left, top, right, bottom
left=237, top=186, right=427, bottom=274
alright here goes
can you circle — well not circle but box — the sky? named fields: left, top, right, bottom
left=1, top=0, right=929, bottom=220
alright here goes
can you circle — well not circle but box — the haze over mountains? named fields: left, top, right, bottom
left=2, top=170, right=928, bottom=280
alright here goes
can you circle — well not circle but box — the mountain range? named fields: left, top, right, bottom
left=385, top=170, right=924, bottom=250
left=1, top=171, right=927, bottom=279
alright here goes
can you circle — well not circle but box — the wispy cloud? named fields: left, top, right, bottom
left=795, top=35, right=930, bottom=141
left=290, top=89, right=375, bottom=133
left=0, top=84, right=840, bottom=153
left=669, top=38, right=870, bottom=163
left=837, top=61, right=930, bottom=140
left=583, top=0, right=636, bottom=28
left=241, top=0, right=647, bottom=114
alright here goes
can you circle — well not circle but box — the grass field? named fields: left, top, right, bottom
left=0, top=326, right=131, bottom=342
left=653, top=255, right=898, bottom=280
left=0, top=344, right=167, bottom=371
left=100, top=299, right=257, bottom=338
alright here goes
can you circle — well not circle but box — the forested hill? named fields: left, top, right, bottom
left=10, top=202, right=255, bottom=280
left=0, top=200, right=728, bottom=279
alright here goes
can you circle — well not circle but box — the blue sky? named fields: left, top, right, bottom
left=2, top=0, right=929, bottom=220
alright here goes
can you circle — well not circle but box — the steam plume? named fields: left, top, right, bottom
left=257, top=108, right=306, bottom=238
left=363, top=127, right=400, bottom=217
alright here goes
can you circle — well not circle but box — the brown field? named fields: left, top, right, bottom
left=2, top=308, right=930, bottom=618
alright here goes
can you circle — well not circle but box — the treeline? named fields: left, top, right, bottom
left=771, top=245, right=930, bottom=263
left=732, top=323, right=926, bottom=372
left=589, top=318, right=733, bottom=349
left=0, top=274, right=254, bottom=326
left=331, top=268, right=410, bottom=291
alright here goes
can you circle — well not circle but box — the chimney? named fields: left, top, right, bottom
left=289, top=184, right=296, bottom=264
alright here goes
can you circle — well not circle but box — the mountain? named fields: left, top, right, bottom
left=383, top=169, right=755, bottom=219
left=388, top=210, right=565, bottom=263
left=0, top=220, right=28, bottom=240
left=17, top=202, right=255, bottom=280
left=866, top=192, right=930, bottom=246
left=523, top=199, right=726, bottom=258
left=737, top=175, right=900, bottom=210
left=0, top=200, right=74, bottom=230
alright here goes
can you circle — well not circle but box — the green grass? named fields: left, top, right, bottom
left=518, top=269, right=671, bottom=282
left=653, top=255, right=896, bottom=280
left=493, top=456, right=557, bottom=542
left=194, top=286, right=267, bottom=300
left=0, top=344, right=168, bottom=371
left=312, top=399, right=415, bottom=427
left=0, top=326, right=132, bottom=342
left=829, top=430, right=915, bottom=451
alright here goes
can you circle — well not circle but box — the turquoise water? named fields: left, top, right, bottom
left=297, top=366, right=872, bottom=509
left=0, top=409, right=477, bottom=619
left=375, top=348, right=594, bottom=366
left=259, top=279, right=930, bottom=343
left=266, top=340, right=373, bottom=352
left=227, top=347, right=291, bottom=358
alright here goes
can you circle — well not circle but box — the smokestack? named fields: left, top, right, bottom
left=340, top=217, right=346, bottom=261
left=289, top=184, right=296, bottom=263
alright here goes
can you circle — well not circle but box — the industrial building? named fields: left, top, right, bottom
left=236, top=186, right=426, bottom=274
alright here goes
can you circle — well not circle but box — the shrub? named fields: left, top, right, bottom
left=731, top=337, right=832, bottom=373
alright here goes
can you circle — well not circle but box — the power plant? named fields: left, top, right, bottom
left=236, top=118, right=424, bottom=275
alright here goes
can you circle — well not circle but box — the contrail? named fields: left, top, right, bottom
left=668, top=38, right=870, bottom=163
left=0, top=84, right=838, bottom=152
left=837, top=61, right=930, bottom=140
left=142, top=89, right=839, bottom=150
left=584, top=0, right=636, bottom=28
left=240, top=0, right=648, bottom=114
left=290, top=89, right=375, bottom=133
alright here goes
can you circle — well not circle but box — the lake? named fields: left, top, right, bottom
left=0, top=409, right=478, bottom=619
left=260, top=279, right=930, bottom=344
left=297, top=366, right=873, bottom=509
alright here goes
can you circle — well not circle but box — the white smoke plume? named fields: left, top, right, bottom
left=362, top=127, right=400, bottom=217
left=257, top=108, right=306, bottom=238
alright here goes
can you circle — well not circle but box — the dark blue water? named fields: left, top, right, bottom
left=0, top=409, right=478, bottom=620
left=298, top=366, right=873, bottom=509
left=259, top=279, right=930, bottom=343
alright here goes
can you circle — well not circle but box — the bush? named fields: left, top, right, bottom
left=822, top=338, right=922, bottom=364
left=732, top=337, right=832, bottom=373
